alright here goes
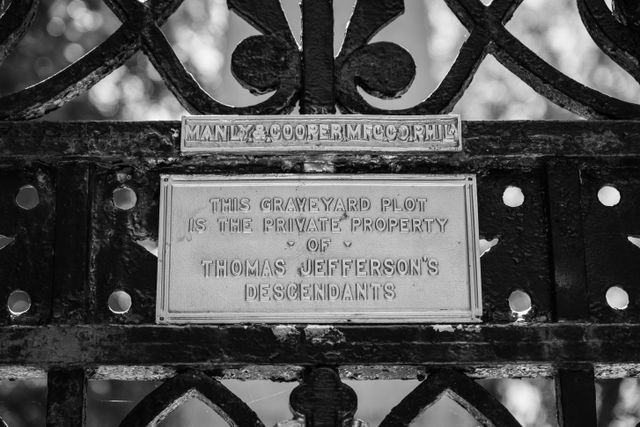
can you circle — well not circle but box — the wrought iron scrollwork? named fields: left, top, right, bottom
left=116, top=368, right=522, bottom=427
left=119, top=370, right=265, bottom=427
left=0, top=0, right=179, bottom=120
left=289, top=368, right=358, bottom=427
left=578, top=0, right=640, bottom=83
left=0, top=0, right=300, bottom=120
left=337, top=0, right=640, bottom=118
left=444, top=0, right=640, bottom=119
left=335, top=0, right=418, bottom=113
left=379, top=369, right=521, bottom=427
left=2, top=0, right=640, bottom=119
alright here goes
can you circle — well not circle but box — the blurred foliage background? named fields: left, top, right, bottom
left=1, top=0, right=640, bottom=120
left=2, top=0, right=640, bottom=425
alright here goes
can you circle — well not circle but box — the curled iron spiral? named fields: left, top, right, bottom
left=0, top=0, right=639, bottom=119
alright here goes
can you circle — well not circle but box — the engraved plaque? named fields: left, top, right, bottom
left=181, top=115, right=461, bottom=153
left=157, top=175, right=481, bottom=323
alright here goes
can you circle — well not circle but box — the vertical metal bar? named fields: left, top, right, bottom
left=301, top=0, right=335, bottom=114
left=556, top=366, right=597, bottom=427
left=46, top=368, right=86, bottom=427
left=51, top=163, right=92, bottom=323
left=547, top=160, right=589, bottom=321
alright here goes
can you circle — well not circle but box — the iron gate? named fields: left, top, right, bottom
left=2, top=0, right=640, bottom=425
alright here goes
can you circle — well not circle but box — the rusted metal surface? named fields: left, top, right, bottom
left=581, top=166, right=640, bottom=322
left=0, top=120, right=639, bottom=424
left=46, top=368, right=85, bottom=427
left=547, top=161, right=590, bottom=321
left=0, top=164, right=55, bottom=326
left=0, top=119, right=636, bottom=422
left=5, top=120, right=640, bottom=160
left=52, top=163, right=93, bottom=324
left=3, top=1, right=640, bottom=118
left=3, top=0, right=640, bottom=423
left=2, top=324, right=640, bottom=366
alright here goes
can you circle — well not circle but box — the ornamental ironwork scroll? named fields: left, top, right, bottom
left=119, top=368, right=521, bottom=427
left=2, top=0, right=640, bottom=119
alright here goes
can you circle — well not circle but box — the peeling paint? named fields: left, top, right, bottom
left=92, top=365, right=176, bottom=381
left=432, top=325, right=455, bottom=333
left=467, top=364, right=555, bottom=379
left=595, top=363, right=640, bottom=379
left=340, top=365, right=426, bottom=380
left=458, top=324, right=481, bottom=332
left=0, top=365, right=46, bottom=380
left=223, top=365, right=303, bottom=382
left=303, top=159, right=335, bottom=173
left=304, top=325, right=346, bottom=345
left=272, top=325, right=300, bottom=344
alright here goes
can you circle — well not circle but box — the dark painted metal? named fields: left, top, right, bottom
left=90, top=165, right=159, bottom=324
left=46, top=368, right=85, bottom=427
left=556, top=366, right=598, bottom=427
left=290, top=368, right=357, bottom=427
left=446, top=0, right=640, bottom=119
left=1, top=0, right=639, bottom=424
left=0, top=164, right=55, bottom=326
left=613, top=0, right=640, bottom=28
left=4, top=324, right=640, bottom=365
left=145, top=0, right=301, bottom=114
left=578, top=0, right=640, bottom=84
left=581, top=165, right=640, bottom=322
left=82, top=158, right=554, bottom=325
left=476, top=169, right=552, bottom=322
left=547, top=161, right=589, bottom=321
left=120, top=370, right=264, bottom=427
left=0, top=0, right=300, bottom=119
left=5, top=120, right=640, bottom=159
left=335, top=0, right=418, bottom=113
left=51, top=163, right=92, bottom=323
left=379, top=369, right=521, bottom=426
left=0, top=0, right=38, bottom=64
left=2, top=0, right=640, bottom=117
left=0, top=120, right=638, bottom=424
left=301, top=0, right=335, bottom=114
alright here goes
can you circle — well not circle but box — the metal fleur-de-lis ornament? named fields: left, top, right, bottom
left=3, top=0, right=640, bottom=118
left=335, top=0, right=417, bottom=113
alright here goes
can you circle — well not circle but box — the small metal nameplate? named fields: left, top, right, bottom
left=181, top=115, right=461, bottom=153
left=157, top=175, right=481, bottom=324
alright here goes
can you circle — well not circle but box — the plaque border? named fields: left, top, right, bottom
left=180, top=115, right=462, bottom=153
left=156, top=174, right=481, bottom=324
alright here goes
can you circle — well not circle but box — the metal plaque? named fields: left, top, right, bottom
left=181, top=115, right=461, bottom=153
left=157, top=175, right=481, bottom=324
